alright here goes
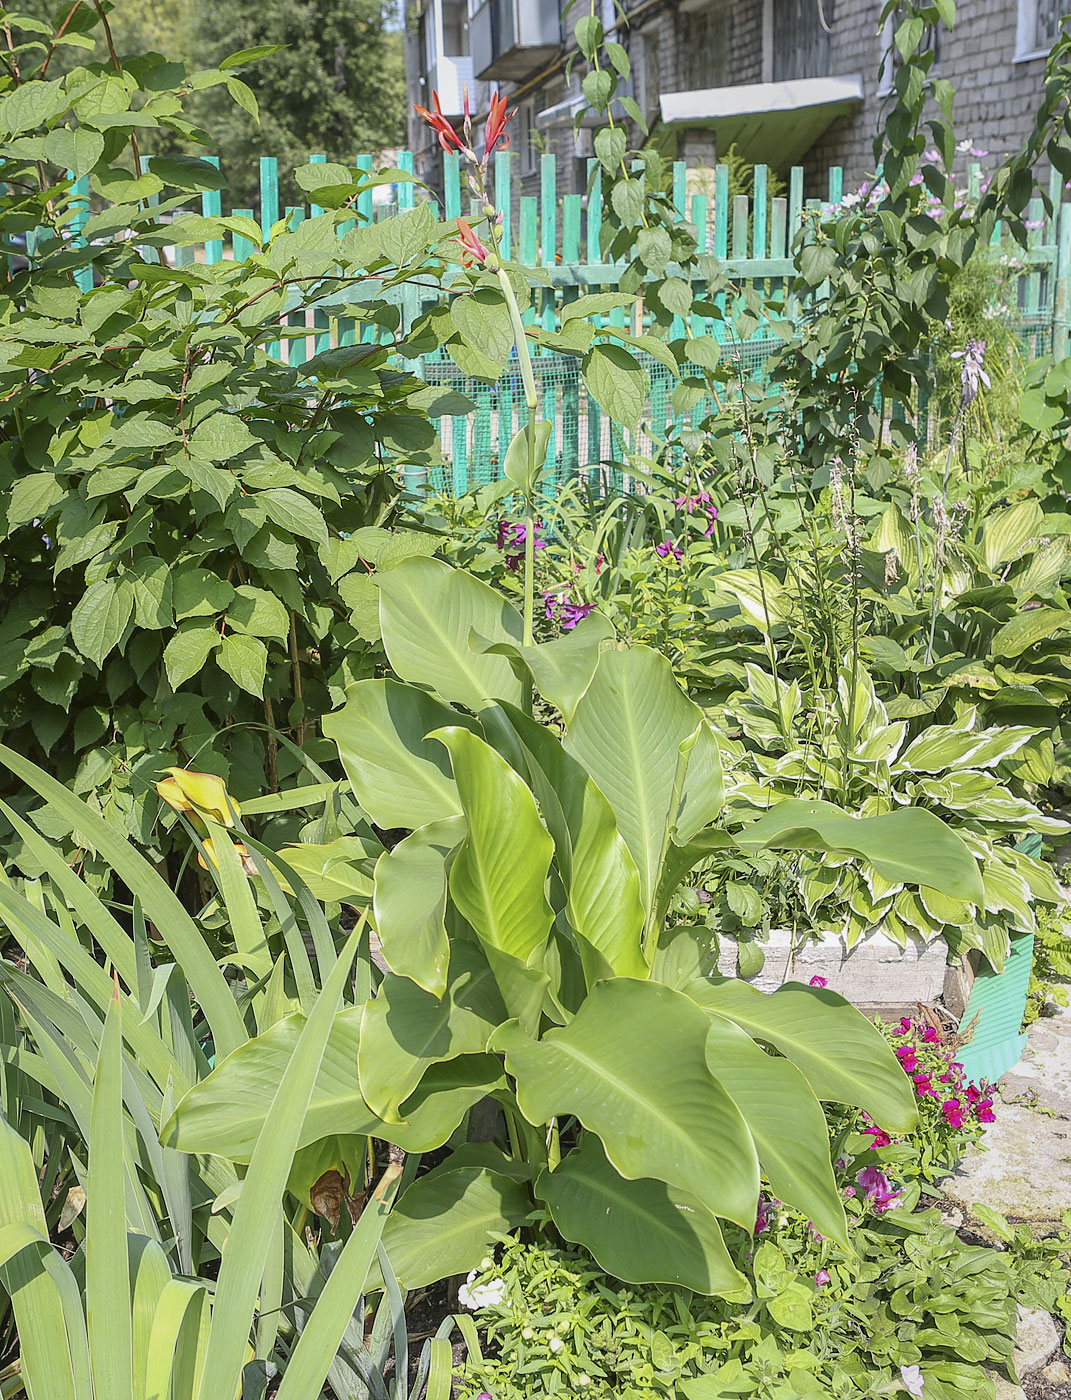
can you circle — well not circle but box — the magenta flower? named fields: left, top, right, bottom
left=754, top=1195, right=778, bottom=1233
left=856, top=1166, right=899, bottom=1214
left=560, top=599, right=594, bottom=630
left=655, top=538, right=682, bottom=562
left=497, top=519, right=545, bottom=571
left=808, top=975, right=828, bottom=988
left=942, top=1098, right=966, bottom=1129
left=815, top=1269, right=830, bottom=1286
left=893, top=1017, right=912, bottom=1037
left=895, top=1046, right=918, bottom=1072
left=913, top=1073, right=935, bottom=1099
left=862, top=1124, right=892, bottom=1148
left=921, top=1026, right=939, bottom=1044
left=975, top=1098, right=996, bottom=1124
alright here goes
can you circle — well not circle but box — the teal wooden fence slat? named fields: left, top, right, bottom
left=540, top=152, right=556, bottom=267
left=398, top=149, right=415, bottom=212
left=495, top=150, right=512, bottom=258
left=714, top=164, right=730, bottom=260
left=753, top=165, right=768, bottom=261
left=231, top=207, right=255, bottom=263
left=586, top=158, right=602, bottom=263
left=68, top=173, right=92, bottom=292
left=202, top=155, right=223, bottom=263
left=443, top=152, right=461, bottom=221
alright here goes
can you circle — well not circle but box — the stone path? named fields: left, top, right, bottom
left=938, top=997, right=1071, bottom=1397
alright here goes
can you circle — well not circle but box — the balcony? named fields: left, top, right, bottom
left=429, top=55, right=475, bottom=115
left=470, top=0, right=562, bottom=82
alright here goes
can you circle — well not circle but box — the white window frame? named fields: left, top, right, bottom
left=1015, top=0, right=1060, bottom=62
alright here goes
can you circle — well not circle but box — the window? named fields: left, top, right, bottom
left=878, top=2, right=942, bottom=96
left=771, top=0, right=834, bottom=83
left=1016, top=0, right=1063, bottom=60
left=635, top=29, right=662, bottom=119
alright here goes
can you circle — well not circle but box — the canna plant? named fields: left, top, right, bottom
left=165, top=557, right=985, bottom=1296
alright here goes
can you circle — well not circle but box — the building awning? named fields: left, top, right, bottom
left=659, top=74, right=865, bottom=169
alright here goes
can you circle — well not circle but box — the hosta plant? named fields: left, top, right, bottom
left=166, top=557, right=985, bottom=1296
left=710, top=660, right=1065, bottom=967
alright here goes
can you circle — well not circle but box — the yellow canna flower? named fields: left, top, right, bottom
left=197, top=838, right=257, bottom=877
left=156, top=767, right=241, bottom=826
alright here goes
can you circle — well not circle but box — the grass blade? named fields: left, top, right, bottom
left=0, top=744, right=246, bottom=1059
left=273, top=1165, right=402, bottom=1400
left=86, top=983, right=134, bottom=1400
left=197, top=923, right=364, bottom=1400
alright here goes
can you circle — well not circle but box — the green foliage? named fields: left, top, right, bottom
left=708, top=660, right=1065, bottom=967
left=455, top=1207, right=1018, bottom=1400
left=193, top=0, right=405, bottom=207
left=1024, top=897, right=1071, bottom=1024
left=970, top=1204, right=1071, bottom=1335
left=0, top=7, right=491, bottom=886
left=160, top=558, right=998, bottom=1297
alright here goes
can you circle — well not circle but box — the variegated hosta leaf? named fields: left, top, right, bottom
left=981, top=859, right=1036, bottom=932
left=893, top=723, right=1036, bottom=774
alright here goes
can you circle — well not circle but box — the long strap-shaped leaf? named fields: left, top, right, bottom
left=196, top=923, right=363, bottom=1400
left=0, top=744, right=246, bottom=1059
left=0, top=1124, right=84, bottom=1400
left=87, top=986, right=134, bottom=1400
left=273, top=1166, right=402, bottom=1400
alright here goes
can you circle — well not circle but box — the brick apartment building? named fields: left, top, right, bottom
left=405, top=0, right=1062, bottom=201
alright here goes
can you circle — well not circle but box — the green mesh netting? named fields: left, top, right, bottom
left=419, top=313, right=1056, bottom=497
left=422, top=339, right=783, bottom=496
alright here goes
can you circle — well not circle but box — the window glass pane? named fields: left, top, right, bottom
left=1035, top=0, right=1061, bottom=49
left=773, top=0, right=835, bottom=82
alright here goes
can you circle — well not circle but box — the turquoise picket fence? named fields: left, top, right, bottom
left=51, top=149, right=1071, bottom=492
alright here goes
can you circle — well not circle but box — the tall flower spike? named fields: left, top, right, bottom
left=483, top=89, right=514, bottom=163
left=462, top=84, right=472, bottom=142
left=413, top=90, right=465, bottom=154
left=456, top=217, right=490, bottom=267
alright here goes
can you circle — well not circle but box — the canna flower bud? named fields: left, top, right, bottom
left=156, top=767, right=241, bottom=826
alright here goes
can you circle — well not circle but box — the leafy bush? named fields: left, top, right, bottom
left=455, top=1207, right=1018, bottom=1400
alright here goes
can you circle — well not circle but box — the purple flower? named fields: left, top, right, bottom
left=808, top=975, right=827, bottom=988
left=895, top=1046, right=918, bottom=1073
left=814, top=1269, right=830, bottom=1287
left=655, top=538, right=682, bottom=562
left=856, top=1166, right=899, bottom=1214
left=497, top=519, right=545, bottom=571
left=560, top=599, right=594, bottom=630
left=862, top=1124, right=892, bottom=1148
left=975, top=1098, right=996, bottom=1123
left=950, top=339, right=991, bottom=403
left=754, top=1194, right=779, bottom=1233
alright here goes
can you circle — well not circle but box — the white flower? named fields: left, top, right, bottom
left=548, top=1335, right=564, bottom=1353
left=522, top=1327, right=534, bottom=1340
left=578, top=1375, right=591, bottom=1387
left=956, top=137, right=972, bottom=152
left=900, top=1363, right=925, bottom=1398
left=457, top=1270, right=508, bottom=1311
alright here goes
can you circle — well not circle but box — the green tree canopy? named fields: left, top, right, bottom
left=194, top=0, right=405, bottom=207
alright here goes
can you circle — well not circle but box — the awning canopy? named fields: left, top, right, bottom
left=658, top=74, right=865, bottom=169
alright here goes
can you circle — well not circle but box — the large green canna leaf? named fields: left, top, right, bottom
left=162, top=1006, right=504, bottom=1162
left=357, top=943, right=505, bottom=1122
left=685, top=979, right=917, bottom=1133
left=565, top=647, right=706, bottom=915
left=703, top=1016, right=847, bottom=1247
left=494, top=978, right=759, bottom=1228
left=535, top=1137, right=746, bottom=1295
left=378, top=557, right=525, bottom=710
left=435, top=726, right=555, bottom=1028
left=675, top=721, right=725, bottom=845
left=734, top=798, right=984, bottom=903
left=501, top=706, right=647, bottom=983
left=372, top=817, right=467, bottom=997
left=373, top=1166, right=529, bottom=1290
left=474, top=611, right=615, bottom=722
left=322, top=679, right=477, bottom=830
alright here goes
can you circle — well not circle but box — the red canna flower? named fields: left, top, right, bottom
left=483, top=89, right=514, bottom=162
left=455, top=217, right=489, bottom=267
left=413, top=90, right=465, bottom=154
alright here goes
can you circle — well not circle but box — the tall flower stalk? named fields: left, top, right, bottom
left=415, top=89, right=543, bottom=649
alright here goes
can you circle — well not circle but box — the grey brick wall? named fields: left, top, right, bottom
left=406, top=1, right=1053, bottom=208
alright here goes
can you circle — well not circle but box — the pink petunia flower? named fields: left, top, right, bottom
left=900, top=1363, right=925, bottom=1397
